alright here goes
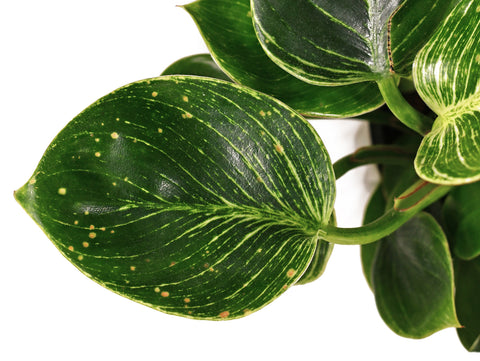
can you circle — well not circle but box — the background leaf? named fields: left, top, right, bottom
left=15, top=76, right=335, bottom=320
left=443, top=182, right=480, bottom=260
left=161, top=53, right=232, bottom=81
left=455, top=257, right=480, bottom=352
left=413, top=0, right=480, bottom=185
left=184, top=0, right=385, bottom=118
left=372, top=212, right=459, bottom=338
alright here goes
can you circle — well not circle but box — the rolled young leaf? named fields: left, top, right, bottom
left=15, top=76, right=336, bottom=320
left=183, top=0, right=385, bottom=118
left=372, top=212, right=459, bottom=338
left=413, top=0, right=480, bottom=185
left=443, top=182, right=480, bottom=260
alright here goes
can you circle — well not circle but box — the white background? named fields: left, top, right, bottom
left=1, top=1, right=477, bottom=360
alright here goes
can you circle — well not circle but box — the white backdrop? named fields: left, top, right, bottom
left=1, top=1, right=476, bottom=360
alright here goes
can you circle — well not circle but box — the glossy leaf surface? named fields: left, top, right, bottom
left=389, top=0, right=457, bottom=75
left=413, top=0, right=480, bottom=185
left=361, top=186, right=385, bottom=290
left=184, top=0, right=384, bottom=118
left=372, top=213, right=458, bottom=338
left=455, top=257, right=480, bottom=352
left=161, top=54, right=231, bottom=81
left=443, top=182, right=480, bottom=260
left=251, top=0, right=448, bottom=85
left=15, top=76, right=335, bottom=320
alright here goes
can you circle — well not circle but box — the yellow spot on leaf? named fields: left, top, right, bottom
left=154, top=287, right=160, bottom=293
left=161, top=291, right=169, bottom=297
left=95, top=152, right=101, bottom=157
left=95, top=138, right=100, bottom=143
left=68, top=246, right=74, bottom=251
left=74, top=220, right=79, bottom=225
left=88, top=232, right=96, bottom=239
left=83, top=241, right=90, bottom=248
left=130, top=266, right=136, bottom=271
left=152, top=91, right=158, bottom=97
left=275, top=144, right=284, bottom=154
left=112, top=182, right=117, bottom=186
left=243, top=309, right=252, bottom=316
left=78, top=255, right=84, bottom=261
left=259, top=110, right=266, bottom=116
left=287, top=269, right=296, bottom=278
left=184, top=298, right=191, bottom=303
left=476, top=54, right=480, bottom=64
left=170, top=261, right=176, bottom=267
left=182, top=95, right=189, bottom=102
left=219, top=311, right=230, bottom=319
left=58, top=188, right=67, bottom=195
left=89, top=225, right=95, bottom=230
left=84, top=211, right=89, bottom=215
left=158, top=128, right=163, bottom=133
left=29, top=178, right=36, bottom=185
left=111, top=132, right=119, bottom=139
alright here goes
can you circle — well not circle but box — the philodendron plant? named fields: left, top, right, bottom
left=15, top=0, right=480, bottom=352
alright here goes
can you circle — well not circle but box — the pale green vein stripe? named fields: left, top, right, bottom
left=305, top=0, right=369, bottom=42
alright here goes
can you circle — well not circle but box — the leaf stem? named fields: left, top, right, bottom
left=319, top=180, right=451, bottom=245
left=333, top=144, right=415, bottom=179
left=377, top=77, right=433, bottom=135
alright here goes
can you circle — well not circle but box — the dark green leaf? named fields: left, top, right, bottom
left=389, top=0, right=458, bottom=75
left=184, top=0, right=384, bottom=118
left=161, top=53, right=232, bottom=82
left=15, top=76, right=335, bottom=320
left=372, top=212, right=459, bottom=338
left=443, top=182, right=480, bottom=260
left=455, top=257, right=480, bottom=352
left=413, top=0, right=480, bottom=185
left=361, top=186, right=386, bottom=290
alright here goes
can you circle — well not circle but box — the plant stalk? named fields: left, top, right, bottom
left=319, top=180, right=451, bottom=245
left=377, top=77, right=433, bottom=136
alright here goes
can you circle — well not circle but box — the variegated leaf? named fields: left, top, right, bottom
left=183, top=0, right=384, bottom=118
left=250, top=0, right=452, bottom=85
left=413, top=0, right=480, bottom=185
left=15, top=76, right=335, bottom=320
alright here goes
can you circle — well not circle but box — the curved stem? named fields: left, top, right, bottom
left=377, top=77, right=433, bottom=136
left=319, top=180, right=451, bottom=245
left=333, top=145, right=415, bottom=179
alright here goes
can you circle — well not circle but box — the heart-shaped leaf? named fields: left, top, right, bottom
left=455, top=257, right=480, bottom=352
left=371, top=212, right=459, bottom=338
left=251, top=0, right=450, bottom=85
left=443, top=182, right=480, bottom=260
left=184, top=0, right=385, bottom=118
left=413, top=0, right=480, bottom=185
left=161, top=53, right=232, bottom=82
left=15, top=76, right=335, bottom=320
